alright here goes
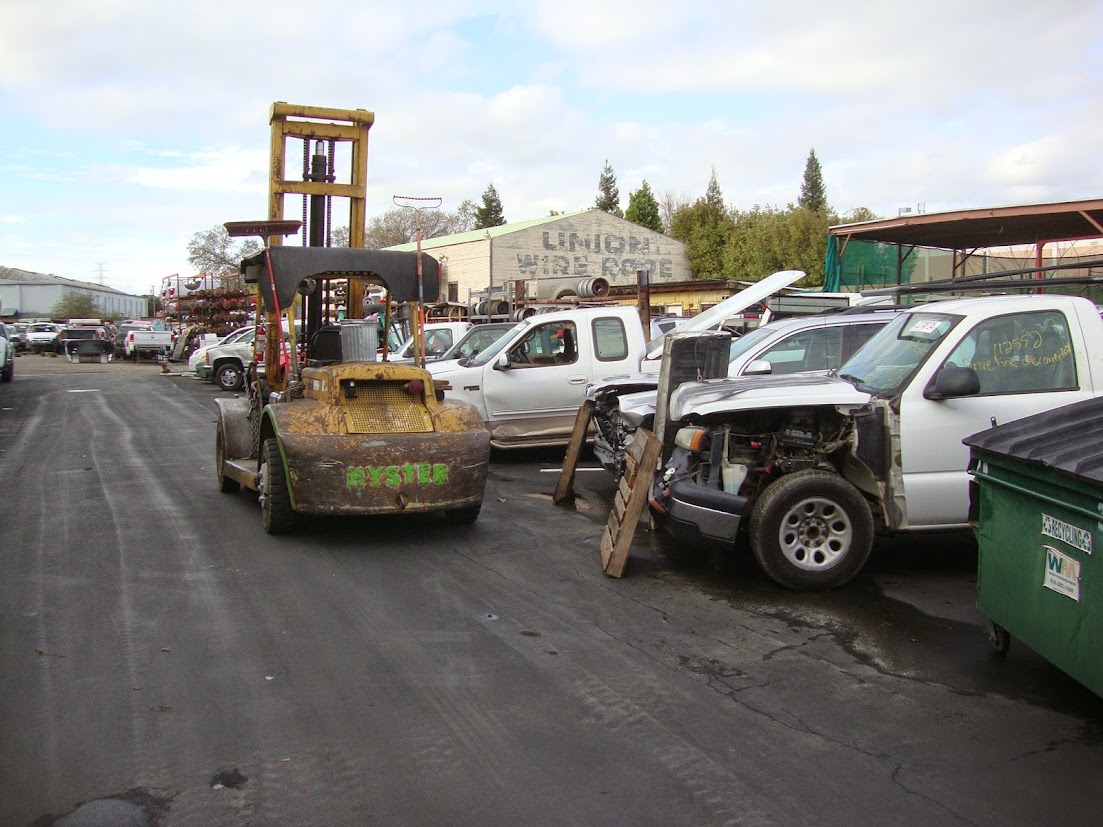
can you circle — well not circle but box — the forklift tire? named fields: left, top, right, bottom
left=260, top=438, right=296, bottom=534
left=216, top=427, right=240, bottom=494
left=444, top=506, right=481, bottom=525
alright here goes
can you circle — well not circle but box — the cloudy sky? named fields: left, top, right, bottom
left=2, top=0, right=1101, bottom=297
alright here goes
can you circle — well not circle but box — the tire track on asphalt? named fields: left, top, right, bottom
left=89, top=377, right=277, bottom=799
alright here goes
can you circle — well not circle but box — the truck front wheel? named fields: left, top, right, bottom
left=748, top=469, right=874, bottom=590
left=259, top=438, right=296, bottom=534
left=214, top=362, right=244, bottom=391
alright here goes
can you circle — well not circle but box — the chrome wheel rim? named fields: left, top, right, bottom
left=777, top=497, right=852, bottom=572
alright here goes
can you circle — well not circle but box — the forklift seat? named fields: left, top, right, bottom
left=310, top=327, right=343, bottom=364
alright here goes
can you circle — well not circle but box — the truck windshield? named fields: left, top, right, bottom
left=837, top=311, right=960, bottom=396
left=725, top=325, right=777, bottom=364
left=467, top=323, right=524, bottom=367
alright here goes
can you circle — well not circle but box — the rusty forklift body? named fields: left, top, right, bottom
left=215, top=243, right=490, bottom=533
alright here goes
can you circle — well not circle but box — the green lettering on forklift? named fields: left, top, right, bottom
left=348, top=463, right=450, bottom=488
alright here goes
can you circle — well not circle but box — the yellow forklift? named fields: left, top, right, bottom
left=214, top=104, right=489, bottom=533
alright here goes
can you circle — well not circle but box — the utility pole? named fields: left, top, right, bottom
left=393, top=195, right=442, bottom=368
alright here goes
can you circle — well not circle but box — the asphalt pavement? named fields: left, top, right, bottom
left=1, top=354, right=1101, bottom=826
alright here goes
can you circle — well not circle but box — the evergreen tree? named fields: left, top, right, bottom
left=704, top=167, right=724, bottom=212
left=624, top=180, right=663, bottom=233
left=473, top=183, right=507, bottom=229
left=798, top=149, right=829, bottom=215
left=594, top=159, right=623, bottom=217
left=669, top=200, right=733, bottom=279
left=668, top=170, right=732, bottom=278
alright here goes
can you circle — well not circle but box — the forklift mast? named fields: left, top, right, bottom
left=265, top=103, right=375, bottom=388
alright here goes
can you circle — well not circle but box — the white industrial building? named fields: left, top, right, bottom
left=388, top=209, right=691, bottom=307
left=0, top=266, right=148, bottom=320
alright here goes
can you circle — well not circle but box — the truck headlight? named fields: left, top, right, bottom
left=673, top=426, right=709, bottom=453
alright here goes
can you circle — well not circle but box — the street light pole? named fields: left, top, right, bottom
left=393, top=195, right=442, bottom=368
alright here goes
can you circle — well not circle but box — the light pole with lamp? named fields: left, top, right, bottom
left=393, top=195, right=442, bottom=367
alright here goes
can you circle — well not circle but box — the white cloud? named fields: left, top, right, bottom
left=2, top=0, right=1102, bottom=295
left=125, top=147, right=268, bottom=192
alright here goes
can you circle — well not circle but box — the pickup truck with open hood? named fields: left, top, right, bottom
left=652, top=294, right=1103, bottom=590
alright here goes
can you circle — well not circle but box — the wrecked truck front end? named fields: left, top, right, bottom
left=650, top=375, right=877, bottom=547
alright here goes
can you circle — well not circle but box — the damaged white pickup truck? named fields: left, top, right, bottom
left=652, top=294, right=1103, bottom=590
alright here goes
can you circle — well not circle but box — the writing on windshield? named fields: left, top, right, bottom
left=838, top=312, right=958, bottom=395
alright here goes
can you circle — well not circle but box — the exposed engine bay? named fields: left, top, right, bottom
left=656, top=403, right=892, bottom=524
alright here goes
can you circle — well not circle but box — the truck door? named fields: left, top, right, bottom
left=898, top=309, right=1090, bottom=527
left=481, top=319, right=588, bottom=439
left=480, top=314, right=637, bottom=441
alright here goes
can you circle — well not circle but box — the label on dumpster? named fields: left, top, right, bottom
left=1041, top=513, right=1092, bottom=555
left=1043, top=545, right=1081, bottom=601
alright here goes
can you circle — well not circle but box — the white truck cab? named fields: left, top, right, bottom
left=655, top=294, right=1103, bottom=590
left=429, top=306, right=648, bottom=449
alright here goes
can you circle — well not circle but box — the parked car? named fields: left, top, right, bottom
left=652, top=294, right=1103, bottom=590
left=432, top=322, right=517, bottom=365
left=0, top=322, right=14, bottom=382
left=59, top=325, right=112, bottom=360
left=188, top=326, right=254, bottom=375
left=428, top=306, right=650, bottom=449
left=392, top=321, right=472, bottom=362
left=587, top=307, right=899, bottom=476
left=27, top=322, right=63, bottom=353
left=124, top=328, right=175, bottom=360
left=6, top=322, right=29, bottom=352
left=112, top=321, right=153, bottom=357
left=201, top=320, right=301, bottom=391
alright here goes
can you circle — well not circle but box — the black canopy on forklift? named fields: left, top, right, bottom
left=240, top=246, right=440, bottom=314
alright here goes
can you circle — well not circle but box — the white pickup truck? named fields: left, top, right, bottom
left=653, top=294, right=1103, bottom=590
left=428, top=306, right=649, bottom=449
left=125, top=328, right=174, bottom=360
left=392, top=321, right=472, bottom=362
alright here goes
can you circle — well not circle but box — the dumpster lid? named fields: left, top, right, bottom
left=963, top=396, right=1103, bottom=484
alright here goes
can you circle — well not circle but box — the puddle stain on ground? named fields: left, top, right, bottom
left=34, top=787, right=172, bottom=826
left=651, top=537, right=1103, bottom=723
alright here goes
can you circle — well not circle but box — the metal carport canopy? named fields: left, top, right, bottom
left=829, top=198, right=1103, bottom=250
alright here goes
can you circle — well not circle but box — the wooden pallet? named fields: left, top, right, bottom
left=553, top=398, right=595, bottom=505
left=600, top=428, right=662, bottom=578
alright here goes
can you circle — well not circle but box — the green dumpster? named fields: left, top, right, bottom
left=965, top=396, right=1103, bottom=698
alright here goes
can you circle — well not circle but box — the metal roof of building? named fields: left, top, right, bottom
left=0, top=265, right=140, bottom=296
left=387, top=208, right=612, bottom=251
left=830, top=199, right=1103, bottom=250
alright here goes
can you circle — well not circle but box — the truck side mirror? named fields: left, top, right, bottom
left=493, top=351, right=512, bottom=371
left=924, top=365, right=981, bottom=400
left=743, top=358, right=773, bottom=376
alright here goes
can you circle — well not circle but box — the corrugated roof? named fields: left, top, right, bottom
left=0, top=265, right=140, bottom=296
left=386, top=208, right=595, bottom=251
left=830, top=199, right=1103, bottom=250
